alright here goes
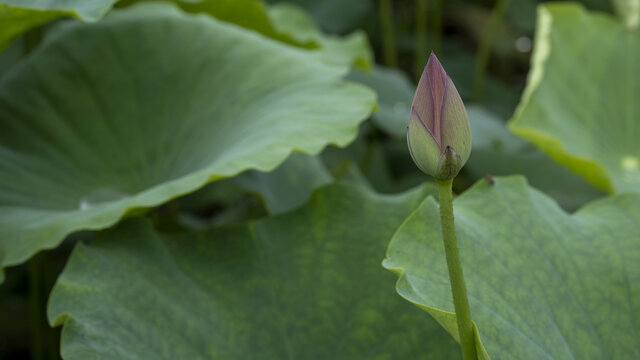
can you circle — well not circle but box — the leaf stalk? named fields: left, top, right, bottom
left=471, top=0, right=511, bottom=102
left=379, top=0, right=398, bottom=68
left=29, top=253, right=44, bottom=360
left=414, top=0, right=428, bottom=81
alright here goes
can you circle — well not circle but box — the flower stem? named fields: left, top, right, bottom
left=378, top=0, right=397, bottom=68
left=436, top=179, right=476, bottom=360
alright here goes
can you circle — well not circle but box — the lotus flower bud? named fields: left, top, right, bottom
left=407, top=53, right=471, bottom=181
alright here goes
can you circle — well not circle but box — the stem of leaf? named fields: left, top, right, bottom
left=471, top=0, right=511, bottom=102
left=430, top=0, right=443, bottom=55
left=379, top=0, right=398, bottom=68
left=29, top=253, right=44, bottom=360
left=436, top=179, right=476, bottom=360
left=414, top=0, right=428, bottom=82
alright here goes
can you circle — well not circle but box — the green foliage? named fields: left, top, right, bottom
left=49, top=184, right=459, bottom=359
left=384, top=176, right=640, bottom=359
left=511, top=3, right=640, bottom=193
left=0, top=0, right=117, bottom=49
left=2, top=0, right=640, bottom=358
left=0, top=3, right=374, bottom=273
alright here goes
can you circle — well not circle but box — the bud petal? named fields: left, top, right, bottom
left=440, top=77, right=471, bottom=166
left=435, top=145, right=463, bottom=180
left=411, top=53, right=447, bottom=145
left=408, top=107, right=441, bottom=175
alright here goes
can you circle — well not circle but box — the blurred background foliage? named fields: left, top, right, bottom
left=0, top=0, right=619, bottom=358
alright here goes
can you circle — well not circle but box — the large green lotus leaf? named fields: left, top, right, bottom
left=117, top=0, right=371, bottom=68
left=48, top=184, right=460, bottom=359
left=0, top=3, right=375, bottom=275
left=0, top=0, right=117, bottom=49
left=510, top=3, right=640, bottom=193
left=185, top=0, right=373, bottom=68
left=384, top=176, right=640, bottom=359
left=265, top=0, right=372, bottom=34
left=116, top=0, right=312, bottom=48
left=267, top=3, right=372, bottom=69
